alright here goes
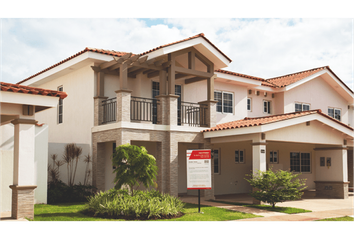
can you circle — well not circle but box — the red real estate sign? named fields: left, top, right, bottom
left=186, top=149, right=212, bottom=190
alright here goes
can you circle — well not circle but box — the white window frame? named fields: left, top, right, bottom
left=247, top=98, right=252, bottom=111
left=263, top=100, right=271, bottom=114
left=214, top=90, right=234, bottom=114
left=328, top=107, right=341, bottom=121
left=57, top=85, right=63, bottom=124
left=295, top=102, right=310, bottom=112
left=235, top=150, right=245, bottom=164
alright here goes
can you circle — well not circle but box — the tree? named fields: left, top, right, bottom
left=245, top=169, right=307, bottom=207
left=62, top=143, right=82, bottom=187
left=112, top=144, right=158, bottom=196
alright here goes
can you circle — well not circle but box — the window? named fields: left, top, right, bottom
left=320, top=157, right=325, bottom=167
left=328, top=107, right=341, bottom=121
left=263, top=100, right=271, bottom=114
left=235, top=150, right=244, bottom=163
left=214, top=91, right=233, bottom=114
left=270, top=151, right=278, bottom=163
left=58, top=86, right=63, bottom=124
left=295, top=103, right=310, bottom=112
left=213, top=149, right=220, bottom=174
left=290, top=152, right=311, bottom=173
left=247, top=98, right=252, bottom=111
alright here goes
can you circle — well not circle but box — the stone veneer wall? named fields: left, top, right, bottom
left=348, top=149, right=353, bottom=188
left=315, top=181, right=349, bottom=199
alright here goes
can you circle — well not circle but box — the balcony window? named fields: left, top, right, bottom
left=214, top=91, right=233, bottom=114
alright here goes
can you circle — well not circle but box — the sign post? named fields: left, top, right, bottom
left=186, top=149, right=212, bottom=213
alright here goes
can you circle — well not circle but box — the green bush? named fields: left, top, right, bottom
left=47, top=180, right=97, bottom=204
left=245, top=169, right=307, bottom=207
left=84, top=189, right=185, bottom=219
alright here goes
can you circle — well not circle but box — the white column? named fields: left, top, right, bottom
left=252, top=141, right=267, bottom=174
left=341, top=147, right=348, bottom=182
left=12, top=119, right=37, bottom=186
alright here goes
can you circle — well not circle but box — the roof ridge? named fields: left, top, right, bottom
left=266, top=66, right=328, bottom=81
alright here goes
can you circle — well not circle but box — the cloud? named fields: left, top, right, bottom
left=1, top=18, right=352, bottom=90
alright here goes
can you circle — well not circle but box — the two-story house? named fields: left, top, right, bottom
left=17, top=33, right=353, bottom=200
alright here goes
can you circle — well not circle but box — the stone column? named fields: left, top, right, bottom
left=115, top=89, right=132, bottom=122
left=155, top=95, right=179, bottom=126
left=10, top=118, right=38, bottom=219
left=198, top=100, right=218, bottom=128
left=169, top=134, right=178, bottom=197
left=94, top=96, right=108, bottom=126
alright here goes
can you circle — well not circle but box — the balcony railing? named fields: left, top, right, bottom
left=180, top=101, right=207, bottom=127
left=101, top=97, right=206, bottom=127
left=131, top=96, right=159, bottom=123
left=102, top=97, right=117, bottom=124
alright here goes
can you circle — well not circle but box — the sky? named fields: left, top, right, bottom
left=1, top=17, right=353, bottom=90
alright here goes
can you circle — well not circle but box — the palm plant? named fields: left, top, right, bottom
left=83, top=154, right=92, bottom=185
left=62, top=143, right=82, bottom=187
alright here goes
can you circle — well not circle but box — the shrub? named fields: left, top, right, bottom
left=245, top=169, right=307, bottom=207
left=84, top=189, right=185, bottom=219
left=47, top=181, right=97, bottom=204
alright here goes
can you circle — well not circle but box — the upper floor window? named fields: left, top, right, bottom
left=295, top=103, right=310, bottom=112
left=58, top=86, right=63, bottom=124
left=214, top=91, right=233, bottom=114
left=328, top=107, right=341, bottom=121
left=263, top=100, right=271, bottom=114
left=247, top=98, right=252, bottom=111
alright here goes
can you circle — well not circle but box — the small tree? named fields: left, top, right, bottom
left=112, top=144, right=158, bottom=196
left=245, top=169, right=307, bottom=207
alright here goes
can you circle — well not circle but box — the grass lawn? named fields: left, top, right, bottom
left=317, top=216, right=354, bottom=221
left=33, top=202, right=260, bottom=221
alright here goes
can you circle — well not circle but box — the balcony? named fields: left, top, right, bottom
left=99, top=96, right=207, bottom=127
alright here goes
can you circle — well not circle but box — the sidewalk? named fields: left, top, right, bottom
left=179, top=195, right=354, bottom=221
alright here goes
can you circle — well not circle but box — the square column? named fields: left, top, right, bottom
left=10, top=118, right=38, bottom=219
left=198, top=100, right=217, bottom=128
left=155, top=95, right=179, bottom=126
left=115, top=89, right=132, bottom=122
left=251, top=139, right=267, bottom=204
left=94, top=96, right=108, bottom=126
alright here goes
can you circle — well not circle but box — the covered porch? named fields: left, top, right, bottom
left=0, top=82, right=67, bottom=219
left=203, top=110, right=353, bottom=200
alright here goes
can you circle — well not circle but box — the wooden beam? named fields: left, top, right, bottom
left=129, top=68, right=145, bottom=77
left=138, top=55, right=148, bottom=64
left=120, top=61, right=129, bottom=90
left=109, top=63, right=121, bottom=71
left=91, top=66, right=119, bottom=76
left=143, top=69, right=155, bottom=75
left=113, top=56, right=126, bottom=64
left=159, top=70, right=167, bottom=95
left=122, top=52, right=132, bottom=60
left=97, top=71, right=105, bottom=96
left=168, top=53, right=175, bottom=95
left=147, top=71, right=160, bottom=78
left=129, top=55, right=140, bottom=63
left=154, top=59, right=164, bottom=67
left=175, top=73, right=190, bottom=79
left=188, top=51, right=195, bottom=70
left=207, top=74, right=217, bottom=101
left=162, top=61, right=171, bottom=68
left=99, top=60, right=117, bottom=69
left=195, top=52, right=214, bottom=73
left=130, top=61, right=164, bottom=71
left=185, top=77, right=206, bottom=84
left=175, top=66, right=213, bottom=78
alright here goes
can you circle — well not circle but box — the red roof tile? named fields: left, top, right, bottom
left=265, top=66, right=326, bottom=88
left=203, top=109, right=353, bottom=132
left=140, top=33, right=232, bottom=63
left=17, top=48, right=130, bottom=85
left=0, top=82, right=68, bottom=99
left=215, top=69, right=264, bottom=81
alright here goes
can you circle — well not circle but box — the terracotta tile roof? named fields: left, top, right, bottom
left=140, top=33, right=232, bottom=63
left=265, top=66, right=327, bottom=88
left=215, top=69, right=264, bottom=81
left=203, top=109, right=353, bottom=132
left=17, top=48, right=130, bottom=85
left=0, top=82, right=68, bottom=99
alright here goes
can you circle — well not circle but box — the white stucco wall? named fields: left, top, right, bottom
left=247, top=90, right=275, bottom=118
left=315, top=149, right=348, bottom=182
left=34, top=63, right=95, bottom=185
left=284, top=76, right=349, bottom=124
left=0, top=124, right=49, bottom=212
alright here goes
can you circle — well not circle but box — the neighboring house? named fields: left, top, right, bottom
left=0, top=82, right=67, bottom=219
left=17, top=33, right=353, bottom=201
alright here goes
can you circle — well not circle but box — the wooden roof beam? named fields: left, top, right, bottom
left=147, top=71, right=160, bottom=78
left=99, top=60, right=117, bottom=69
left=185, top=77, right=206, bottom=84
left=175, top=66, right=213, bottom=78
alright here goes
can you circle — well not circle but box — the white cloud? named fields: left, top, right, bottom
left=1, top=18, right=353, bottom=90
